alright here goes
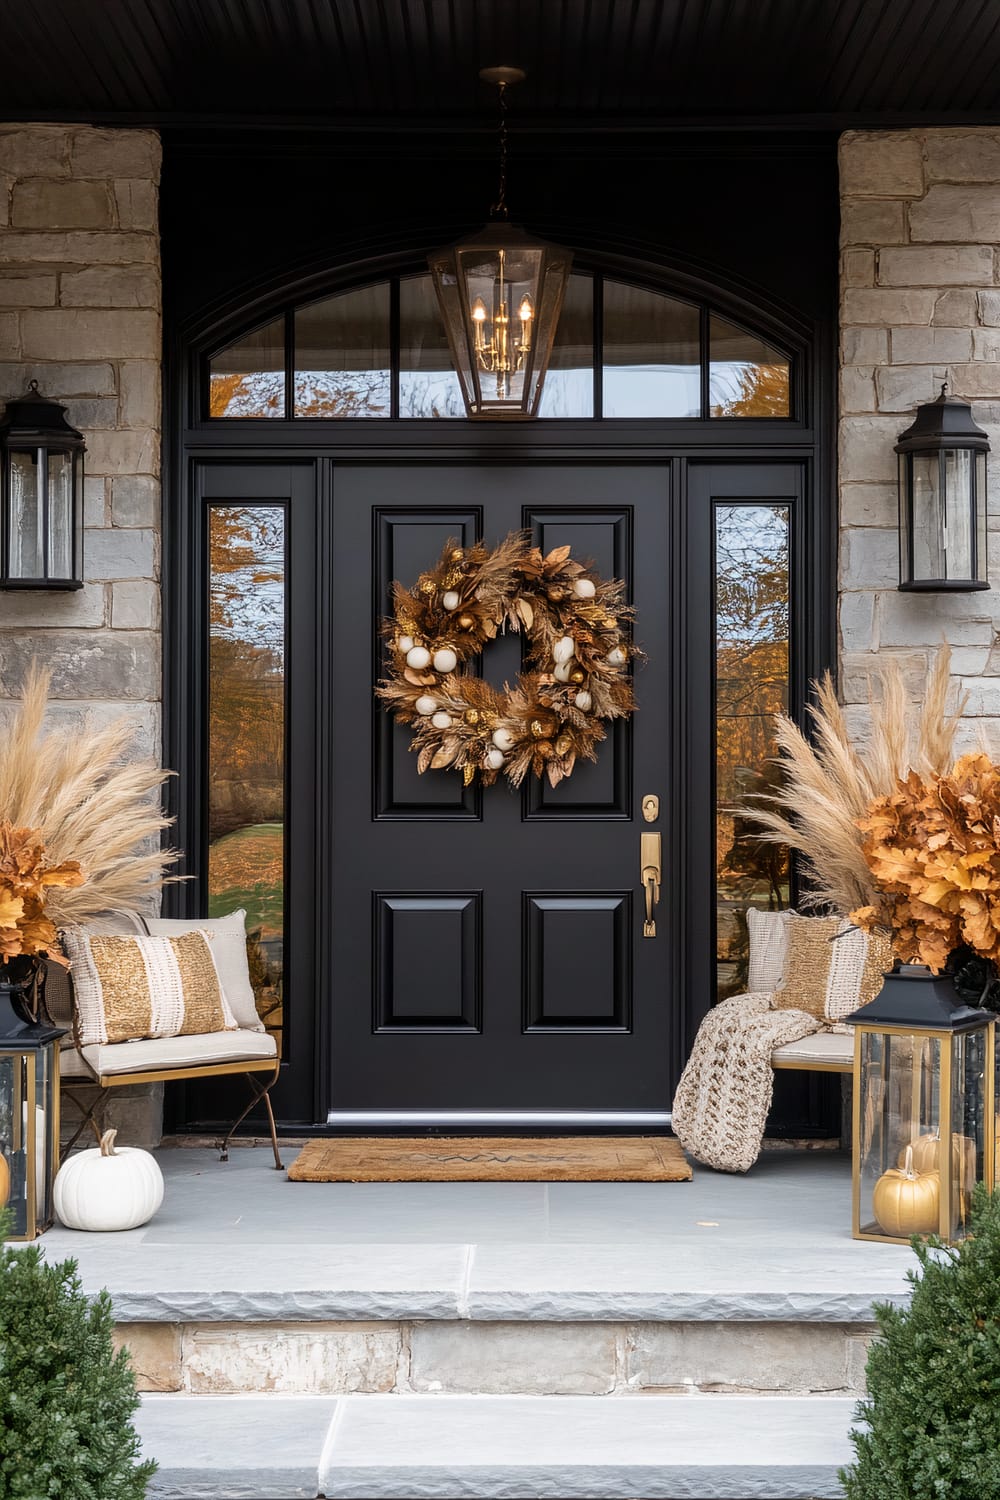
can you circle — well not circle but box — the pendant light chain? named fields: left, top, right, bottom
left=490, top=81, right=510, bottom=221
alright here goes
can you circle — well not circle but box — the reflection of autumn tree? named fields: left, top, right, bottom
left=712, top=361, right=790, bottom=418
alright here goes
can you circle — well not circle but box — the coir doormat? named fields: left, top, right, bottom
left=287, top=1135, right=692, bottom=1182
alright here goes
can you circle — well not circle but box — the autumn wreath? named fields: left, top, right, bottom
left=376, top=532, right=639, bottom=788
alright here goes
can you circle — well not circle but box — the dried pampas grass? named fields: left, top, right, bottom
left=0, top=663, right=181, bottom=925
left=746, top=647, right=962, bottom=915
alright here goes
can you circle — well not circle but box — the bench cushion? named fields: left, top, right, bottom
left=771, top=1031, right=853, bottom=1069
left=77, top=1028, right=277, bottom=1081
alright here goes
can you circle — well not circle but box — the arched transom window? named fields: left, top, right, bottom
left=207, top=271, right=792, bottom=421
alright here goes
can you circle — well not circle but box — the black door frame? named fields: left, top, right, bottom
left=164, top=247, right=835, bottom=1133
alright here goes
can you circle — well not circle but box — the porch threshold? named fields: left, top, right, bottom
left=45, top=1147, right=915, bottom=1327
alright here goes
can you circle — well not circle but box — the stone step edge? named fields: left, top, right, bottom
left=117, top=1316, right=876, bottom=1398
left=138, top=1392, right=858, bottom=1500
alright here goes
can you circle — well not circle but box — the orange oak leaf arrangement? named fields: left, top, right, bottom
left=0, top=819, right=83, bottom=981
left=848, top=753, right=1000, bottom=974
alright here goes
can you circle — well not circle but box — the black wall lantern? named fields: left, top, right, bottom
left=896, top=385, right=989, bottom=592
left=0, top=382, right=85, bottom=591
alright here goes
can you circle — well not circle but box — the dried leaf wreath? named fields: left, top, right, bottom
left=376, top=532, right=640, bottom=788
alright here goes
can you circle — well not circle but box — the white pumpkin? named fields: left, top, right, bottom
left=53, top=1128, right=164, bottom=1232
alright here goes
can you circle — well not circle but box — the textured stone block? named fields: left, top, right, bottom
left=86, top=429, right=159, bottom=478
left=839, top=590, right=877, bottom=652
left=842, top=327, right=889, bottom=366
left=0, top=272, right=57, bottom=306
left=60, top=266, right=159, bottom=308
left=118, top=363, right=160, bottom=429
left=70, top=128, right=161, bottom=182
left=182, top=1322, right=400, bottom=1395
left=0, top=630, right=159, bottom=699
left=840, top=198, right=906, bottom=247
left=103, top=1080, right=163, bottom=1147
left=935, top=289, right=980, bottom=325
left=878, top=591, right=994, bottom=647
left=21, top=308, right=159, bottom=361
left=840, top=366, right=876, bottom=412
left=875, top=363, right=948, bottom=412
left=978, top=290, right=1000, bottom=326
left=0, top=583, right=105, bottom=629
left=840, top=483, right=897, bottom=529
left=112, top=473, right=160, bottom=526
left=955, top=679, right=1000, bottom=716
left=972, top=327, right=1000, bottom=361
left=84, top=477, right=108, bottom=526
left=925, top=130, right=1000, bottom=183
left=0, top=313, right=18, bottom=357
left=843, top=651, right=930, bottom=704
left=112, top=580, right=158, bottom=628
left=409, top=1320, right=618, bottom=1395
left=113, top=1323, right=181, bottom=1393
left=84, top=527, right=156, bottom=579
left=12, top=178, right=113, bottom=230
left=840, top=528, right=899, bottom=590
left=114, top=178, right=158, bottom=231
left=946, top=363, right=1000, bottom=399
left=909, top=183, right=1000, bottom=243
left=0, top=128, right=69, bottom=178
left=62, top=396, right=119, bottom=429
left=878, top=244, right=994, bottom=286
left=842, top=248, right=875, bottom=287
left=626, top=1321, right=870, bottom=1394
left=841, top=131, right=924, bottom=197
left=838, top=415, right=903, bottom=483
left=0, top=231, right=158, bottom=265
left=890, top=326, right=974, bottom=365
left=0, top=360, right=116, bottom=398
left=842, top=288, right=937, bottom=326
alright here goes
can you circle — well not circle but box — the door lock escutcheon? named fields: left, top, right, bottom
left=641, top=794, right=660, bottom=823
left=641, top=831, right=661, bottom=938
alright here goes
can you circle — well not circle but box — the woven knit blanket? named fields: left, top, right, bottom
left=671, top=993, right=820, bottom=1173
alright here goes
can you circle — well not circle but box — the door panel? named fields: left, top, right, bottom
left=330, top=465, right=672, bottom=1124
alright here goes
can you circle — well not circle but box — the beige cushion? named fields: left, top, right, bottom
left=775, top=913, right=891, bottom=1023
left=79, top=1028, right=277, bottom=1080
left=771, top=1031, right=854, bottom=1068
left=145, top=909, right=263, bottom=1032
left=746, top=908, right=790, bottom=992
left=62, top=928, right=237, bottom=1047
left=52, top=912, right=148, bottom=1043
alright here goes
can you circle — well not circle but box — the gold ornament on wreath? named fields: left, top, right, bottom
left=376, top=532, right=640, bottom=789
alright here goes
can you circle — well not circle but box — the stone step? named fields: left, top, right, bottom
left=117, top=1314, right=875, bottom=1396
left=137, top=1391, right=858, bottom=1499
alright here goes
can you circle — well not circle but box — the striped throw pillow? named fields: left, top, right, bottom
left=63, top=928, right=237, bottom=1048
left=774, top=914, right=892, bottom=1023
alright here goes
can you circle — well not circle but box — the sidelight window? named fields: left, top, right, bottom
left=206, top=272, right=793, bottom=421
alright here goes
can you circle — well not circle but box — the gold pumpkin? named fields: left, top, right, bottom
left=873, top=1145, right=940, bottom=1237
left=0, top=1150, right=8, bottom=1211
left=899, top=1132, right=976, bottom=1186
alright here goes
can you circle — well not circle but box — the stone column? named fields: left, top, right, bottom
left=0, top=125, right=163, bottom=1146
left=839, top=129, right=1000, bottom=743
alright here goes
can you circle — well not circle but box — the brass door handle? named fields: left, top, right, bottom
left=641, top=831, right=661, bottom=938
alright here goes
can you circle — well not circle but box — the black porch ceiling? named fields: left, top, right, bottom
left=5, top=0, right=1000, bottom=130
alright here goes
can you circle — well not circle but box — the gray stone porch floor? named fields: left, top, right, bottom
left=44, top=1144, right=915, bottom=1324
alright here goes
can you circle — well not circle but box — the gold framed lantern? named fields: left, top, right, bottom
left=847, top=964, right=996, bottom=1245
left=0, top=980, right=63, bottom=1240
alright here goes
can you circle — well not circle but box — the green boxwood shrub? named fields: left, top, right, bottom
left=0, top=1211, right=155, bottom=1498
left=842, top=1183, right=1000, bottom=1499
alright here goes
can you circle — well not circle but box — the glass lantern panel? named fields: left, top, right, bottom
left=33, top=1044, right=53, bottom=1230
left=709, top=316, right=791, bottom=417
left=976, top=450, right=988, bottom=584
left=8, top=448, right=43, bottom=580
left=458, top=244, right=544, bottom=411
left=47, top=450, right=73, bottom=580
left=603, top=281, right=700, bottom=417
left=294, top=284, right=391, bottom=418
left=399, top=273, right=464, bottom=419
left=0, top=1051, right=28, bottom=1239
left=946, top=1029, right=989, bottom=1241
left=857, top=1031, right=943, bottom=1239
left=910, top=452, right=945, bottom=582
left=538, top=273, right=594, bottom=419
left=209, top=318, right=286, bottom=418
left=943, top=447, right=974, bottom=581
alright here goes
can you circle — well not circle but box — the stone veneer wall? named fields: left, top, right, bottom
left=840, top=129, right=1000, bottom=738
left=0, top=124, right=162, bottom=1144
left=0, top=123, right=161, bottom=751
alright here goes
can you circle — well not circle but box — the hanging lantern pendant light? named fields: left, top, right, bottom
left=428, top=67, right=571, bottom=419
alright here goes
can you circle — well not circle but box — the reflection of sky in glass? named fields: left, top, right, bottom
left=210, top=505, right=285, bottom=660
left=603, top=364, right=700, bottom=418
left=715, top=504, right=789, bottom=647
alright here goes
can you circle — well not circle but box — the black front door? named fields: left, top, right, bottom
left=329, top=465, right=674, bottom=1126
